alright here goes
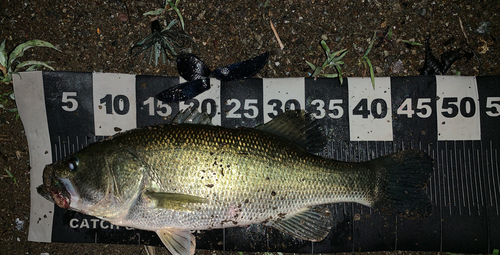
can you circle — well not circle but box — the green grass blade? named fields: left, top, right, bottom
left=0, top=40, right=7, bottom=68
left=2, top=71, right=15, bottom=83
left=336, top=65, right=343, bottom=84
left=166, top=0, right=184, bottom=30
left=365, top=57, right=375, bottom=89
left=321, top=73, right=339, bottom=78
left=143, top=8, right=165, bottom=16
left=4, top=168, right=18, bottom=187
left=401, top=40, right=422, bottom=46
left=165, top=19, right=179, bottom=30
left=305, top=60, right=316, bottom=70
left=173, top=7, right=185, bottom=30
left=333, top=49, right=348, bottom=61
left=320, top=40, right=330, bottom=56
left=321, top=59, right=331, bottom=69
left=311, top=67, right=323, bottom=77
left=5, top=168, right=14, bottom=178
left=363, top=31, right=377, bottom=57
left=8, top=40, right=60, bottom=67
left=15, top=60, right=55, bottom=71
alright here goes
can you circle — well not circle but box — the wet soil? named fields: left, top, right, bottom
left=0, top=0, right=499, bottom=254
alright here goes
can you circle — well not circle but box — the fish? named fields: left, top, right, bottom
left=37, top=108, right=433, bottom=255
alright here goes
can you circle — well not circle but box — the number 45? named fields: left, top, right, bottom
left=397, top=98, right=432, bottom=118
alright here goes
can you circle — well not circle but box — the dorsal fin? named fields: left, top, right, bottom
left=172, top=107, right=212, bottom=125
left=255, top=110, right=326, bottom=153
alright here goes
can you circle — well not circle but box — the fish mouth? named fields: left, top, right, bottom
left=38, top=165, right=72, bottom=209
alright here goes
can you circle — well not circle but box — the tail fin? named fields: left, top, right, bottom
left=370, top=149, right=434, bottom=219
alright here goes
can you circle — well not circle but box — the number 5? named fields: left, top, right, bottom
left=62, top=92, right=78, bottom=112
left=328, top=99, right=344, bottom=119
left=486, top=97, right=500, bottom=117
left=243, top=99, right=259, bottom=119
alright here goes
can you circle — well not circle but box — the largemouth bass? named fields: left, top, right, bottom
left=37, top=108, right=433, bottom=255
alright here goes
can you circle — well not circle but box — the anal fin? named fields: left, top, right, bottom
left=268, top=205, right=334, bottom=242
left=156, top=229, right=195, bottom=255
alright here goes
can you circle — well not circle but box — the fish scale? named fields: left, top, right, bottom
left=115, top=124, right=375, bottom=230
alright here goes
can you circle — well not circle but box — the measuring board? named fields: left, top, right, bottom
left=14, top=71, right=499, bottom=253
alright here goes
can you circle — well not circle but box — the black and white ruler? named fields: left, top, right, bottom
left=15, top=71, right=499, bottom=253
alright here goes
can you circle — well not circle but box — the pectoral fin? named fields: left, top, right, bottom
left=156, top=229, right=195, bottom=255
left=268, top=205, right=334, bottom=242
left=143, top=191, right=208, bottom=211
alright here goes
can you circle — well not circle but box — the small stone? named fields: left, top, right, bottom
left=475, top=21, right=490, bottom=34
left=321, top=34, right=328, bottom=41
left=15, top=218, right=24, bottom=231
left=392, top=59, right=404, bottom=73
left=118, top=13, right=128, bottom=22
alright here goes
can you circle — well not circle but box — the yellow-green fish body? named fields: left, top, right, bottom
left=38, top=109, right=433, bottom=255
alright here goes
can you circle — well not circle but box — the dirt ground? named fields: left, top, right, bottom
left=0, top=0, right=498, bottom=254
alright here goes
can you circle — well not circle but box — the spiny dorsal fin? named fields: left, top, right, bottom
left=156, top=229, right=195, bottom=255
left=172, top=107, right=212, bottom=125
left=143, top=191, right=208, bottom=211
left=267, top=205, right=334, bottom=242
left=255, top=110, right=326, bottom=153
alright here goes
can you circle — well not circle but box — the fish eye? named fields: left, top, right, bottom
left=67, top=156, right=79, bottom=171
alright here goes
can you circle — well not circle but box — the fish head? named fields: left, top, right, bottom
left=38, top=157, right=76, bottom=209
left=38, top=147, right=117, bottom=215
left=38, top=142, right=146, bottom=219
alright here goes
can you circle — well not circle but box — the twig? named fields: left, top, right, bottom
left=458, top=17, right=481, bottom=75
left=458, top=17, right=469, bottom=44
left=269, top=18, right=284, bottom=50
left=144, top=245, right=155, bottom=255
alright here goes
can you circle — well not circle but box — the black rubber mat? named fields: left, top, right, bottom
left=17, top=72, right=499, bottom=253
